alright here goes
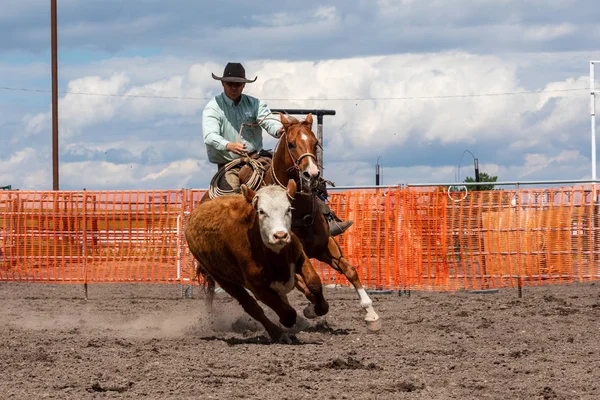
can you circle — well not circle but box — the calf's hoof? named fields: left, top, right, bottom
left=304, top=301, right=329, bottom=319
left=316, top=301, right=329, bottom=316
left=278, top=333, right=293, bottom=344
left=279, top=311, right=297, bottom=328
left=269, top=330, right=293, bottom=344
left=286, top=315, right=310, bottom=334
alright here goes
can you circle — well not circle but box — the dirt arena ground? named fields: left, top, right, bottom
left=1, top=281, right=599, bottom=399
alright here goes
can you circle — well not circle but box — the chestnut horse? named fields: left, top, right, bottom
left=258, top=113, right=381, bottom=331
left=199, top=113, right=381, bottom=332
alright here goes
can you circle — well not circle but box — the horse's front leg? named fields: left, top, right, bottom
left=319, top=237, right=382, bottom=332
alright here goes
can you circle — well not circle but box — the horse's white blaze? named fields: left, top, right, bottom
left=306, top=157, right=319, bottom=178
left=255, top=186, right=293, bottom=254
left=270, top=262, right=296, bottom=295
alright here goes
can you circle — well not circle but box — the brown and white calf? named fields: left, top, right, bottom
left=185, top=181, right=329, bottom=343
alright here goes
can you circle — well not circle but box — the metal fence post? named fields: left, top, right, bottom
left=515, top=183, right=523, bottom=298
left=316, top=114, right=324, bottom=169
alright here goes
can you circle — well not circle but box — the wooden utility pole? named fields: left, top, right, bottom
left=51, top=0, right=59, bottom=190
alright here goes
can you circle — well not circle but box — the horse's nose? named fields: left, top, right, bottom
left=303, top=170, right=320, bottom=181
left=273, top=231, right=290, bottom=242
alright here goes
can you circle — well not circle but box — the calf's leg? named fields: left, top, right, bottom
left=295, top=255, right=329, bottom=319
left=217, top=280, right=291, bottom=344
left=253, top=288, right=298, bottom=329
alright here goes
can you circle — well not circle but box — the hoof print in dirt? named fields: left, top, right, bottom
left=323, top=356, right=381, bottom=370
left=231, top=316, right=262, bottom=333
left=540, top=386, right=561, bottom=399
left=391, top=381, right=425, bottom=393
left=199, top=335, right=302, bottom=345
left=87, top=382, right=134, bottom=393
left=305, top=320, right=351, bottom=335
left=85, top=338, right=104, bottom=348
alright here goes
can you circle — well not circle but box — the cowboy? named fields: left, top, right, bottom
left=202, top=62, right=353, bottom=236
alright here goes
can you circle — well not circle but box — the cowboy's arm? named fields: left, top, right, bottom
left=258, top=100, right=284, bottom=138
left=202, top=105, right=229, bottom=151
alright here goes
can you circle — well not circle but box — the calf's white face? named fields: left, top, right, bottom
left=243, top=182, right=297, bottom=253
left=255, top=188, right=292, bottom=252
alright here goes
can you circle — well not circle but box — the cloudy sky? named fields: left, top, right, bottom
left=1, top=0, right=599, bottom=190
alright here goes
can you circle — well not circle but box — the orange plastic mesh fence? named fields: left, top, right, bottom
left=0, top=190, right=187, bottom=283
left=1, top=186, right=599, bottom=289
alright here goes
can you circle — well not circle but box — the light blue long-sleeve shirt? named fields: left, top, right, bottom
left=202, top=93, right=283, bottom=164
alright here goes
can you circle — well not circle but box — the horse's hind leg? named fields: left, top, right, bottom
left=318, top=237, right=381, bottom=332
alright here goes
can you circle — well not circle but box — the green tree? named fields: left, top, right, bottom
left=464, top=172, right=497, bottom=191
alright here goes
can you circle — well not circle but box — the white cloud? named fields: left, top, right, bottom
left=523, top=23, right=576, bottom=41
left=315, top=6, right=337, bottom=21
left=534, top=76, right=589, bottom=134
left=59, top=159, right=212, bottom=190
left=61, top=161, right=139, bottom=189
left=7, top=50, right=597, bottom=190
left=520, top=150, right=588, bottom=178
left=0, top=148, right=50, bottom=189
left=23, top=112, right=49, bottom=137
left=22, top=73, right=133, bottom=139
left=141, top=159, right=210, bottom=188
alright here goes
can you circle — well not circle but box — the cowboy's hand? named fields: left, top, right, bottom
left=226, top=142, right=247, bottom=155
left=276, top=127, right=285, bottom=137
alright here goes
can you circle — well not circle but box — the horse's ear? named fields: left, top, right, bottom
left=280, top=114, right=291, bottom=130
left=286, top=179, right=297, bottom=199
left=304, top=113, right=313, bottom=127
left=241, top=184, right=256, bottom=204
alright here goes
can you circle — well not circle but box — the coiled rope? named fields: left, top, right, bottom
left=207, top=112, right=286, bottom=200
left=207, top=156, right=267, bottom=199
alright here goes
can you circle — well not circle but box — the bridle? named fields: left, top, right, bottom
left=270, top=128, right=320, bottom=196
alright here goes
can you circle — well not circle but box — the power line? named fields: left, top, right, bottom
left=0, top=85, right=588, bottom=101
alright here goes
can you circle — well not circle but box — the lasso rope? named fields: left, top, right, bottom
left=207, top=112, right=284, bottom=200
left=207, top=156, right=266, bottom=199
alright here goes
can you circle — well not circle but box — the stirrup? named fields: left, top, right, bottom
left=328, top=218, right=354, bottom=237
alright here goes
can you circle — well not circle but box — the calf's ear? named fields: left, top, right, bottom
left=241, top=184, right=256, bottom=204
left=286, top=179, right=297, bottom=199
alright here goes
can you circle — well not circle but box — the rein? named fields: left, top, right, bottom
left=236, top=113, right=283, bottom=143
left=270, top=128, right=318, bottom=196
left=262, top=115, right=322, bottom=229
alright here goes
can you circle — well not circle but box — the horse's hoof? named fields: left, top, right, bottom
left=303, top=304, right=318, bottom=319
left=366, top=317, right=382, bottom=333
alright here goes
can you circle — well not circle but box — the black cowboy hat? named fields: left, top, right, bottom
left=211, top=62, right=257, bottom=83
